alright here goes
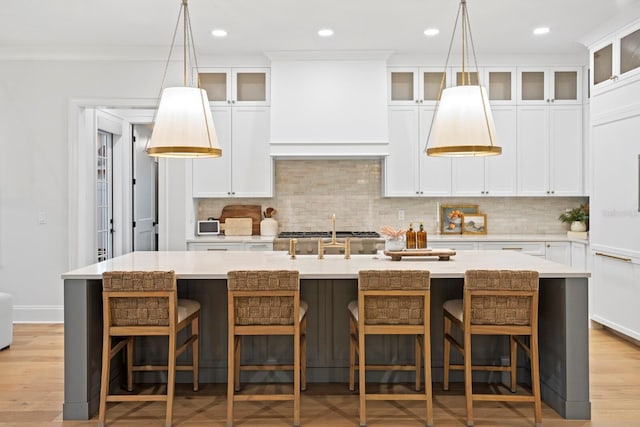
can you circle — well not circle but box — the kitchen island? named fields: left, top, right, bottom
left=61, top=250, right=590, bottom=420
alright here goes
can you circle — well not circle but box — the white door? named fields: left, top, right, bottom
left=132, top=124, right=157, bottom=251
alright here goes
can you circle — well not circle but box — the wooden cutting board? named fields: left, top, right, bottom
left=219, top=204, right=262, bottom=235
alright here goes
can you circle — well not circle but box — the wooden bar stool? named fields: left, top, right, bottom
left=348, top=270, right=433, bottom=427
left=98, top=271, right=200, bottom=427
left=227, top=270, right=307, bottom=427
left=443, top=270, right=542, bottom=427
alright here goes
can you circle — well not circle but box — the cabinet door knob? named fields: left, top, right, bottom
left=232, top=100, right=236, bottom=104
left=551, top=99, right=555, bottom=103
left=227, top=100, right=231, bottom=104
left=415, top=100, right=420, bottom=104
left=551, top=190, right=555, bottom=194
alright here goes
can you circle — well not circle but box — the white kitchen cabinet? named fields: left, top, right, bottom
left=590, top=22, right=640, bottom=94
left=192, top=106, right=272, bottom=198
left=571, top=242, right=588, bottom=270
left=198, top=67, right=270, bottom=106
left=388, top=67, right=451, bottom=106
left=478, top=241, right=546, bottom=258
left=591, top=250, right=640, bottom=341
left=517, top=104, right=583, bottom=196
left=187, top=242, right=243, bottom=251
left=428, top=241, right=478, bottom=251
left=545, top=241, right=571, bottom=266
left=385, top=106, right=451, bottom=196
left=517, top=67, right=581, bottom=105
left=451, top=106, right=517, bottom=196
left=243, top=241, right=274, bottom=251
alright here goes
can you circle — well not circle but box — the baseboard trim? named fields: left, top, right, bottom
left=12, top=305, right=64, bottom=323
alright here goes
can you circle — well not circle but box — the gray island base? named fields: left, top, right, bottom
left=61, top=250, right=590, bottom=420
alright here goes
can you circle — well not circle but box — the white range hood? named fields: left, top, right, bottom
left=267, top=51, right=390, bottom=158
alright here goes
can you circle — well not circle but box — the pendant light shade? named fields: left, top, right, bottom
left=426, top=85, right=501, bottom=157
left=146, top=87, right=221, bottom=157
left=146, top=0, right=222, bottom=158
left=425, top=0, right=501, bottom=157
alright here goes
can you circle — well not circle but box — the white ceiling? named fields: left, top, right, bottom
left=1, top=0, right=639, bottom=59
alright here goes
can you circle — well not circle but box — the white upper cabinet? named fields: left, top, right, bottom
left=590, top=22, right=640, bottom=94
left=517, top=67, right=581, bottom=105
left=517, top=104, right=582, bottom=196
left=388, top=67, right=451, bottom=106
left=192, top=106, right=272, bottom=198
left=385, top=106, right=451, bottom=196
left=198, top=67, right=270, bottom=106
left=451, top=106, right=517, bottom=196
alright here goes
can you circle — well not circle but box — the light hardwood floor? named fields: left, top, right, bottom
left=0, top=324, right=638, bottom=426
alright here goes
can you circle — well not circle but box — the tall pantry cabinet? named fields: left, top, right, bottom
left=588, top=18, right=640, bottom=341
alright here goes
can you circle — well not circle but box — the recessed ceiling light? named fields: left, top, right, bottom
left=318, top=28, right=334, bottom=37
left=533, top=27, right=550, bottom=35
left=424, top=28, right=440, bottom=36
left=211, top=29, right=228, bottom=37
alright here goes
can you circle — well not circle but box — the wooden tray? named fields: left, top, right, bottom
left=219, top=205, right=262, bottom=235
left=384, top=249, right=456, bottom=261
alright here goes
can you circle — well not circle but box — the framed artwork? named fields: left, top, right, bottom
left=440, top=205, right=478, bottom=234
left=462, top=213, right=487, bottom=235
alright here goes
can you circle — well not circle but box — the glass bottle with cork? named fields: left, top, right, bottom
left=417, top=221, right=427, bottom=249
left=405, top=222, right=417, bottom=249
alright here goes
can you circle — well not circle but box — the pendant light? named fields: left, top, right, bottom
left=425, top=0, right=501, bottom=157
left=146, top=0, right=222, bottom=158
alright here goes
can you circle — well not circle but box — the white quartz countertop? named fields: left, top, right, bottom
left=62, top=250, right=590, bottom=280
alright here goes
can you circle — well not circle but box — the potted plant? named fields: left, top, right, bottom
left=558, top=204, right=589, bottom=232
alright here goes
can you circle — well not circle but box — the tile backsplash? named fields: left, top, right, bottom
left=198, top=159, right=588, bottom=235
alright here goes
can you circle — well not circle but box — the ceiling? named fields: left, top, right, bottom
left=1, top=0, right=639, bottom=59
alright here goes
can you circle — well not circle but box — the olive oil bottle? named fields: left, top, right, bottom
left=417, top=221, right=427, bottom=249
left=406, top=222, right=417, bottom=249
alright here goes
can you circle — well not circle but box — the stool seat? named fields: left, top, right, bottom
left=0, top=293, right=13, bottom=350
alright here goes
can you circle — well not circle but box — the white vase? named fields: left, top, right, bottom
left=570, top=221, right=587, bottom=232
left=260, top=218, right=278, bottom=236
left=384, top=236, right=405, bottom=251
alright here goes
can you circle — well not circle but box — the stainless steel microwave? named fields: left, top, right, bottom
left=197, top=220, right=220, bottom=235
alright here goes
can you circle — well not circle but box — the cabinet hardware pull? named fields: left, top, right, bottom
left=502, top=247, right=523, bottom=251
left=595, top=252, right=631, bottom=262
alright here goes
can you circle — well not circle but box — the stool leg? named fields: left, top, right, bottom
left=423, top=332, right=434, bottom=427
left=443, top=315, right=451, bottom=391
left=227, top=331, right=235, bottom=427
left=166, top=332, right=176, bottom=427
left=358, top=319, right=366, bottom=427
left=464, top=331, right=474, bottom=427
left=530, top=333, right=543, bottom=426
left=301, top=316, right=307, bottom=391
left=126, top=336, right=134, bottom=392
left=234, top=336, right=241, bottom=392
left=414, top=334, right=422, bottom=391
left=98, top=334, right=112, bottom=427
left=192, top=315, right=200, bottom=392
left=294, top=325, right=301, bottom=427
left=510, top=335, right=517, bottom=393
left=349, top=316, right=356, bottom=391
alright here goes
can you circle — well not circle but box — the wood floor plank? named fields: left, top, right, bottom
left=0, top=324, right=639, bottom=426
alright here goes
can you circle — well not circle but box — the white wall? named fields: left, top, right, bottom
left=0, top=59, right=186, bottom=322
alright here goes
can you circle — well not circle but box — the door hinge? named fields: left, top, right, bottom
left=132, top=178, right=136, bottom=185
left=132, top=221, right=136, bottom=228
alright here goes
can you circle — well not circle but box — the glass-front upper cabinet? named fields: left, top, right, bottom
left=451, top=67, right=515, bottom=104
left=517, top=67, right=581, bottom=105
left=388, top=67, right=450, bottom=105
left=590, top=22, right=640, bottom=93
left=197, top=67, right=270, bottom=106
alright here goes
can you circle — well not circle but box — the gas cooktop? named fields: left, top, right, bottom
left=277, top=231, right=381, bottom=239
